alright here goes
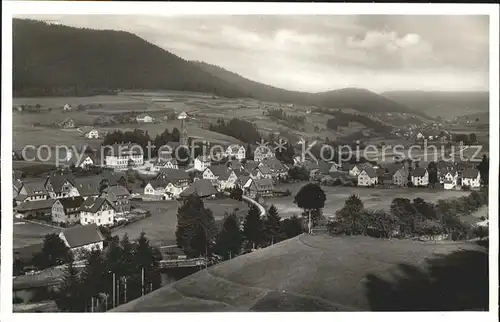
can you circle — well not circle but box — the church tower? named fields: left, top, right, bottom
left=178, top=111, right=188, bottom=147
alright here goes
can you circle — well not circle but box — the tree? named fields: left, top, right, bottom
left=288, top=166, right=310, bottom=181
left=468, top=133, right=477, bottom=144
left=263, top=205, right=283, bottom=245
left=334, top=194, right=367, bottom=235
left=246, top=143, right=254, bottom=161
left=229, top=187, right=243, bottom=201
left=55, top=260, right=84, bottom=312
left=243, top=204, right=264, bottom=249
left=390, top=198, right=419, bottom=237
left=282, top=216, right=304, bottom=239
left=176, top=195, right=217, bottom=257
left=294, top=183, right=326, bottom=233
left=80, top=247, right=107, bottom=309
left=214, top=213, right=243, bottom=260
left=133, top=232, right=163, bottom=294
left=477, top=154, right=489, bottom=185
left=427, top=162, right=438, bottom=188
left=33, top=233, right=72, bottom=269
left=172, top=128, right=181, bottom=142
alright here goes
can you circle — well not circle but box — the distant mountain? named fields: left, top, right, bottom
left=14, top=18, right=417, bottom=115
left=382, top=91, right=489, bottom=118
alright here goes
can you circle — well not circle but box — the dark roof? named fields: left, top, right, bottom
left=260, top=158, right=288, bottom=172
left=360, top=167, right=378, bottom=178
left=179, top=179, right=218, bottom=198
left=412, top=168, right=428, bottom=177
left=20, top=180, right=47, bottom=196
left=384, top=163, right=404, bottom=175
left=74, top=177, right=101, bottom=197
left=342, top=163, right=355, bottom=171
left=57, top=196, right=85, bottom=210
left=46, top=174, right=75, bottom=193
left=62, top=223, right=104, bottom=248
left=101, top=172, right=127, bottom=186
left=318, top=160, right=333, bottom=174
left=208, top=165, right=233, bottom=180
left=16, top=199, right=55, bottom=212
left=257, top=164, right=272, bottom=175
left=253, top=178, right=274, bottom=190
left=104, top=185, right=130, bottom=197
left=244, top=161, right=260, bottom=172
left=238, top=175, right=251, bottom=185
left=80, top=196, right=115, bottom=213
left=462, top=168, right=480, bottom=179
left=157, top=168, right=189, bottom=181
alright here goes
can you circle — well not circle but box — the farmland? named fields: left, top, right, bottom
left=114, top=198, right=249, bottom=246
left=265, top=184, right=470, bottom=218
left=13, top=218, right=62, bottom=249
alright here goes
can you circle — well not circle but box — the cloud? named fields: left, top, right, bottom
left=14, top=14, right=489, bottom=92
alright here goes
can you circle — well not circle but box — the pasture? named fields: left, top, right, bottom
left=13, top=219, right=62, bottom=249
left=265, top=183, right=470, bottom=218
left=114, top=233, right=486, bottom=311
left=114, top=198, right=249, bottom=246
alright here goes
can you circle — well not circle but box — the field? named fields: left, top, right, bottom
left=13, top=218, right=62, bottom=249
left=114, top=198, right=249, bottom=246
left=265, top=184, right=470, bottom=218
left=114, top=233, right=486, bottom=311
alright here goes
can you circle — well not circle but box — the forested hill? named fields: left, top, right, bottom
left=13, top=19, right=418, bottom=116
left=13, top=19, right=245, bottom=98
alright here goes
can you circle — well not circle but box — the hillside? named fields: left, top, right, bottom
left=113, top=234, right=487, bottom=312
left=14, top=19, right=417, bottom=116
left=382, top=90, right=489, bottom=118
left=13, top=19, right=246, bottom=98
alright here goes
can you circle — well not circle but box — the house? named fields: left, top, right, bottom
left=225, top=144, right=246, bottom=160
left=251, top=165, right=273, bottom=181
left=73, top=177, right=101, bottom=199
left=44, top=173, right=78, bottom=199
left=102, top=186, right=131, bottom=215
left=63, top=104, right=72, bottom=111
left=59, top=224, right=104, bottom=258
left=79, top=196, right=116, bottom=226
left=411, top=168, right=429, bottom=187
left=254, top=145, right=275, bottom=162
left=144, top=178, right=188, bottom=200
left=13, top=179, right=23, bottom=200
left=461, top=168, right=481, bottom=188
left=156, top=168, right=190, bottom=187
left=203, top=165, right=238, bottom=190
left=247, top=178, right=274, bottom=198
left=357, top=167, right=378, bottom=187
left=51, top=196, right=85, bottom=225
left=152, top=158, right=178, bottom=171
left=84, top=128, right=99, bottom=139
left=392, top=167, right=409, bottom=187
left=15, top=199, right=55, bottom=218
left=136, top=114, right=154, bottom=123
left=260, top=158, right=289, bottom=180
left=243, top=161, right=260, bottom=174
left=194, top=155, right=211, bottom=171
left=15, top=180, right=49, bottom=204
left=317, top=160, right=338, bottom=176
left=303, top=160, right=319, bottom=178
left=65, top=151, right=95, bottom=169
left=179, top=179, right=218, bottom=199
left=60, top=118, right=75, bottom=129
left=440, top=170, right=459, bottom=187
left=105, top=143, right=144, bottom=169
left=237, top=176, right=253, bottom=190
left=101, top=172, right=128, bottom=188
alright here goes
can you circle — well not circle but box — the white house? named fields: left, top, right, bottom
left=143, top=179, right=188, bottom=200
left=105, top=143, right=144, bottom=169
left=45, top=174, right=78, bottom=199
left=136, top=114, right=154, bottom=123
left=194, top=155, right=211, bottom=172
left=411, top=168, right=429, bottom=187
left=358, top=168, right=378, bottom=187
left=225, top=144, right=246, bottom=160
left=254, top=146, right=275, bottom=162
left=84, top=128, right=99, bottom=139
left=440, top=170, right=459, bottom=188
left=59, top=224, right=104, bottom=259
left=203, top=165, right=237, bottom=190
left=79, top=196, right=116, bottom=226
left=461, top=168, right=481, bottom=188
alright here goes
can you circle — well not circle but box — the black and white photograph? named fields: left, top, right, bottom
left=1, top=1, right=499, bottom=317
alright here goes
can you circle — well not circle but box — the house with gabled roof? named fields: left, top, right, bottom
left=411, top=168, right=429, bottom=187
left=79, top=196, right=116, bottom=226
left=461, top=168, right=481, bottom=188
left=203, top=165, right=237, bottom=190
left=358, top=167, right=378, bottom=187
left=44, top=173, right=78, bottom=199
left=73, top=177, right=101, bottom=199
left=179, top=179, right=218, bottom=199
left=392, top=167, right=409, bottom=187
left=254, top=145, right=275, bottom=162
left=156, top=168, right=190, bottom=187
left=51, top=196, right=85, bottom=225
left=15, top=180, right=49, bottom=204
left=105, top=143, right=144, bottom=169
left=248, top=178, right=274, bottom=198
left=194, top=155, right=211, bottom=171
left=136, top=114, right=154, bottom=123
left=225, top=144, right=246, bottom=160
left=102, top=185, right=131, bottom=215
left=259, top=158, right=289, bottom=180
left=84, top=128, right=99, bottom=139
left=59, top=224, right=104, bottom=258
left=440, top=169, right=459, bottom=188
left=15, top=199, right=55, bottom=218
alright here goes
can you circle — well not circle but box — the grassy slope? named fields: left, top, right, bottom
left=113, top=234, right=485, bottom=312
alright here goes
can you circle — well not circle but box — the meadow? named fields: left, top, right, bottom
left=264, top=183, right=470, bottom=218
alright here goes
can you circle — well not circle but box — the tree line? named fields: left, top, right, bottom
left=264, top=108, right=306, bottom=129
left=208, top=118, right=262, bottom=145
left=175, top=195, right=304, bottom=261
left=324, top=110, right=393, bottom=135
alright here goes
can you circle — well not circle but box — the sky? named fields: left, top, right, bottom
left=16, top=15, right=490, bottom=93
